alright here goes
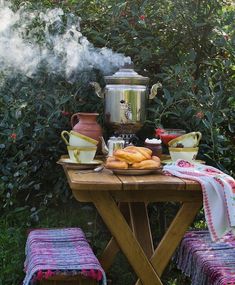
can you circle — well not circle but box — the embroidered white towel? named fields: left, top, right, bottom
left=163, top=160, right=235, bottom=241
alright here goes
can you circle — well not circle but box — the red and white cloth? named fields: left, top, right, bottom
left=163, top=160, right=235, bottom=241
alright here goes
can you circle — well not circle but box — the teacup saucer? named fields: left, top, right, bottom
left=57, top=157, right=103, bottom=169
left=161, top=159, right=205, bottom=165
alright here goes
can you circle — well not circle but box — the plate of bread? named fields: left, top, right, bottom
left=105, top=146, right=161, bottom=175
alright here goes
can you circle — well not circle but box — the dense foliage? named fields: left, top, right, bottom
left=0, top=0, right=234, bottom=284
left=74, top=0, right=235, bottom=171
left=0, top=69, right=103, bottom=219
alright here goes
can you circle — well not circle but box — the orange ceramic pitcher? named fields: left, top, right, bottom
left=71, top=112, right=102, bottom=151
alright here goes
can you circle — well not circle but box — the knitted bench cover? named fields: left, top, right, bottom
left=23, top=228, right=107, bottom=285
left=175, top=230, right=235, bottom=285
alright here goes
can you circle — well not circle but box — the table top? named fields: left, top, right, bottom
left=64, top=166, right=201, bottom=192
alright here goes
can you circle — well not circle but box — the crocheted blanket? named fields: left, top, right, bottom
left=175, top=231, right=235, bottom=285
left=23, top=228, right=107, bottom=285
left=163, top=160, right=235, bottom=241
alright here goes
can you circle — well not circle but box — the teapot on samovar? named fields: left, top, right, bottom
left=91, top=63, right=162, bottom=145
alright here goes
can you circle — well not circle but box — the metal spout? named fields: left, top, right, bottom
left=90, top=82, right=104, bottom=98
left=100, top=136, right=109, bottom=155
left=149, top=82, right=162, bottom=99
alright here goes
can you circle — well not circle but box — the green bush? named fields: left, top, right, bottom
left=0, top=68, right=104, bottom=217
left=0, top=1, right=234, bottom=284
left=2, top=0, right=233, bottom=217
left=71, top=0, right=235, bottom=173
left=0, top=4, right=106, bottom=219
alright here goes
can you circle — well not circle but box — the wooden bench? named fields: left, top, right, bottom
left=23, top=228, right=106, bottom=285
left=175, top=230, right=235, bottom=285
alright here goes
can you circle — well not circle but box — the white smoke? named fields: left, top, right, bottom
left=0, top=3, right=41, bottom=76
left=0, top=1, right=131, bottom=78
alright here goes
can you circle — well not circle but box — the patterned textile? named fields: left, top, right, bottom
left=23, top=228, right=107, bottom=285
left=175, top=231, right=235, bottom=285
left=163, top=160, right=235, bottom=241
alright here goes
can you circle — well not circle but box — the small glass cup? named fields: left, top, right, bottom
left=158, top=129, right=186, bottom=146
left=144, top=142, right=162, bottom=158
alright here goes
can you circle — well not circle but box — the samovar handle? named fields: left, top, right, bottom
left=149, top=82, right=162, bottom=99
left=90, top=82, right=105, bottom=98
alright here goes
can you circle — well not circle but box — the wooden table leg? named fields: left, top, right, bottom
left=135, top=201, right=202, bottom=285
left=99, top=203, right=131, bottom=270
left=90, top=192, right=163, bottom=285
left=100, top=203, right=154, bottom=270
left=129, top=203, right=154, bottom=259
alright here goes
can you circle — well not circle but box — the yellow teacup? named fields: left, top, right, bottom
left=67, top=146, right=97, bottom=163
left=169, top=147, right=199, bottom=161
left=168, top=132, right=202, bottom=148
left=61, top=130, right=98, bottom=147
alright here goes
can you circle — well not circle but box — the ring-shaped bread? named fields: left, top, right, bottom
left=105, top=160, right=128, bottom=169
left=124, top=146, right=152, bottom=160
left=131, top=159, right=161, bottom=169
left=113, top=148, right=146, bottom=164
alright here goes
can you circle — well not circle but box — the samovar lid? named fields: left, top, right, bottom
left=105, top=63, right=149, bottom=85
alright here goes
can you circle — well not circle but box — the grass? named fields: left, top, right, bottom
left=0, top=200, right=197, bottom=285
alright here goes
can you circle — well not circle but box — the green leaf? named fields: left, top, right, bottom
left=202, top=119, right=211, bottom=129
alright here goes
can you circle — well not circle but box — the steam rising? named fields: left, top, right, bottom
left=0, top=1, right=131, bottom=79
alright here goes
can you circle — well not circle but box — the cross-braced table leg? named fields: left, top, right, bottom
left=89, top=192, right=163, bottom=285
left=100, top=202, right=154, bottom=270
left=135, top=201, right=202, bottom=285
left=99, top=203, right=130, bottom=270
left=129, top=202, right=154, bottom=259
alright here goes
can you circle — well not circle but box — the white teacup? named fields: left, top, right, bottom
left=61, top=130, right=98, bottom=147
left=67, top=146, right=97, bottom=163
left=169, top=147, right=199, bottom=161
left=168, top=132, right=202, bottom=148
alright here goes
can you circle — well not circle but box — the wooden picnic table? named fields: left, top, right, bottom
left=62, top=163, right=202, bottom=285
